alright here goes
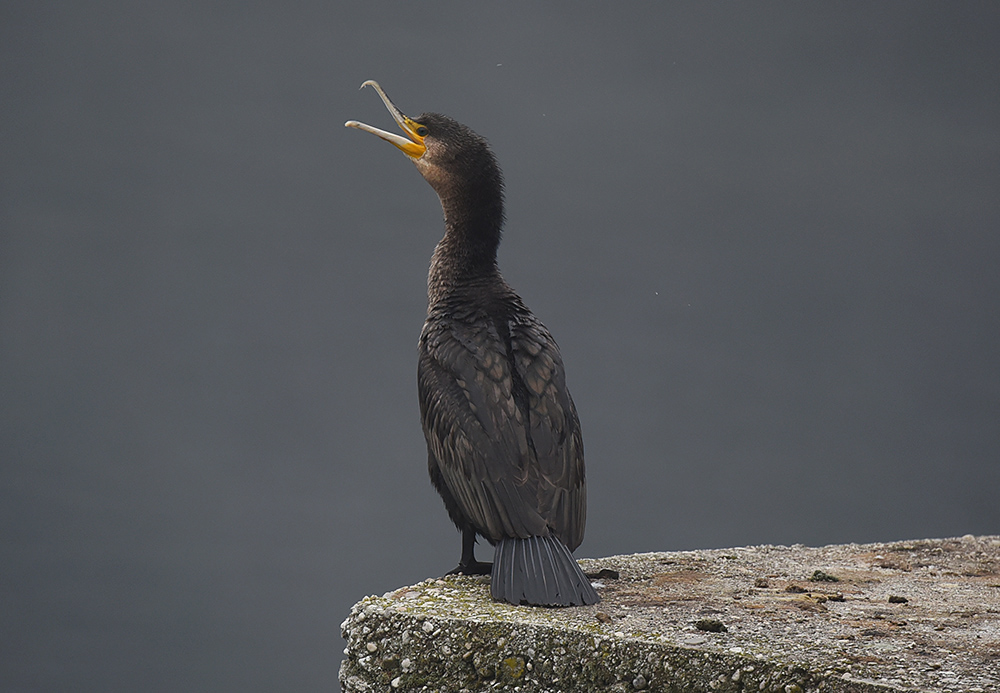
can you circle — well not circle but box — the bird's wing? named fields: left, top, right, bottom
left=509, top=318, right=587, bottom=551
left=418, top=316, right=548, bottom=541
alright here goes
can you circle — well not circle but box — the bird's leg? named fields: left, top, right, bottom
left=446, top=526, right=493, bottom=576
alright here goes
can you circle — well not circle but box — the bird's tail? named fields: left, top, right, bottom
left=491, top=535, right=600, bottom=606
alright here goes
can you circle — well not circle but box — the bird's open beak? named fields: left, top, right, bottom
left=345, top=81, right=427, bottom=159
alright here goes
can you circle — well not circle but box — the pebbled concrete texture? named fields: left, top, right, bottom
left=340, top=536, right=1000, bottom=692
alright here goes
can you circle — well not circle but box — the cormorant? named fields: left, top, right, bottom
left=346, top=81, right=599, bottom=607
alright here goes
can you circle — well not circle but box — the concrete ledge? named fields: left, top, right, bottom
left=339, top=536, right=1000, bottom=692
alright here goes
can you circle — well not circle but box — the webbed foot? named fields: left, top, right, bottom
left=446, top=560, right=493, bottom=576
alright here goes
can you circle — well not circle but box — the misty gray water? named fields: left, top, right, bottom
left=3, top=3, right=998, bottom=690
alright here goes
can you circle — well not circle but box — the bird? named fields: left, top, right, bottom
left=346, top=81, right=599, bottom=607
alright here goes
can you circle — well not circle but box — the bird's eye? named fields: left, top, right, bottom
left=415, top=126, right=429, bottom=137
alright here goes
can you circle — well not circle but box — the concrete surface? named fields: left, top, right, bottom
left=340, top=536, right=1000, bottom=691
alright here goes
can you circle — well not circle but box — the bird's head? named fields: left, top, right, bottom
left=346, top=81, right=501, bottom=203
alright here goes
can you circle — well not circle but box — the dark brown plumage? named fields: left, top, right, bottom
left=347, top=82, right=598, bottom=606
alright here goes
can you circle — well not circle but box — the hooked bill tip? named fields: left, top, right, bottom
left=359, top=80, right=378, bottom=90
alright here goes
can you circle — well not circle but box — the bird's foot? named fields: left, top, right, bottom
left=446, top=560, right=493, bottom=576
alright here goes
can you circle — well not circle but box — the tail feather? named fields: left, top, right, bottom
left=491, top=535, right=600, bottom=606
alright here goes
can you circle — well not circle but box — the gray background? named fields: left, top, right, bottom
left=3, top=2, right=998, bottom=690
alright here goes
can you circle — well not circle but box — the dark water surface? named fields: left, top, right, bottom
left=3, top=3, right=998, bottom=690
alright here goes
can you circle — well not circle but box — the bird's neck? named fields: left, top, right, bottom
left=427, top=185, right=504, bottom=303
